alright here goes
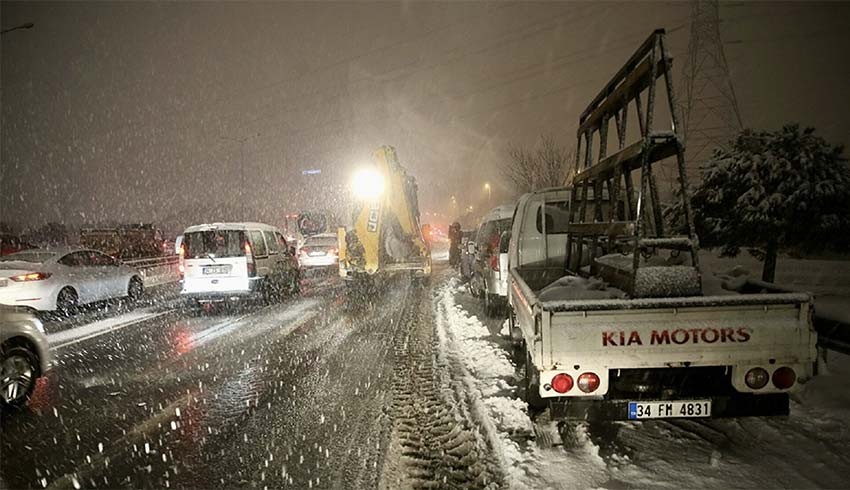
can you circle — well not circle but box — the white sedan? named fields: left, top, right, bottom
left=0, top=248, right=143, bottom=313
left=298, top=233, right=340, bottom=268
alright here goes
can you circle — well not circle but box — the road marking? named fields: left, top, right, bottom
left=50, top=310, right=173, bottom=350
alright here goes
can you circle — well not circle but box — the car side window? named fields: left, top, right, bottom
left=91, top=251, right=117, bottom=266
left=250, top=230, right=268, bottom=257
left=58, top=253, right=78, bottom=266
left=264, top=231, right=278, bottom=254
left=59, top=251, right=89, bottom=267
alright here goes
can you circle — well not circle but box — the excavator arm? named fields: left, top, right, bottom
left=339, top=146, right=431, bottom=278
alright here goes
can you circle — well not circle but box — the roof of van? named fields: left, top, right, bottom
left=182, top=222, right=280, bottom=233
left=480, top=204, right=516, bottom=223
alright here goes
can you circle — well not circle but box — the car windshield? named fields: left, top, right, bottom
left=2, top=3, right=848, bottom=489
left=183, top=230, right=246, bottom=258
left=0, top=252, right=54, bottom=263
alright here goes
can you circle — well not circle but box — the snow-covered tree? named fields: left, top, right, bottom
left=690, top=124, right=850, bottom=282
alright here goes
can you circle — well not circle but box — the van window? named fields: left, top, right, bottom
left=264, top=231, right=278, bottom=254
left=275, top=232, right=289, bottom=251
left=250, top=231, right=268, bottom=256
left=184, top=230, right=246, bottom=259
left=536, top=201, right=571, bottom=234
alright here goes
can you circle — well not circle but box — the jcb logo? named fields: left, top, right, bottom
left=367, top=202, right=380, bottom=233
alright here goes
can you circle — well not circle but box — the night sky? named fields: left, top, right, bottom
left=2, top=1, right=849, bottom=234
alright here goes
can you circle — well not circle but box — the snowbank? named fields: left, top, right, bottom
left=434, top=278, right=608, bottom=489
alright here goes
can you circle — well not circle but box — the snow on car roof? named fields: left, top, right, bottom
left=0, top=246, right=96, bottom=260
left=182, top=222, right=281, bottom=233
left=481, top=204, right=516, bottom=222
left=306, top=233, right=338, bottom=240
left=0, top=246, right=95, bottom=263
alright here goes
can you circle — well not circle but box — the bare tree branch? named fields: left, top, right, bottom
left=501, top=134, right=573, bottom=195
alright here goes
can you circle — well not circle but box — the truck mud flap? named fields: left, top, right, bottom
left=549, top=393, right=789, bottom=421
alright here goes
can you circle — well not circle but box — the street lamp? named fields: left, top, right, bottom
left=0, top=22, right=34, bottom=35
left=484, top=182, right=491, bottom=205
left=220, top=133, right=260, bottom=221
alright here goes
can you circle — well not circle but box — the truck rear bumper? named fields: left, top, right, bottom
left=549, top=393, right=789, bottom=421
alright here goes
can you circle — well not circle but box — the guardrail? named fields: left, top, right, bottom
left=123, top=255, right=180, bottom=288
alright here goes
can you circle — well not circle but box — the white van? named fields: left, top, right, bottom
left=179, top=222, right=300, bottom=304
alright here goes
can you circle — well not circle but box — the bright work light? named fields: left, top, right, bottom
left=352, top=168, right=385, bottom=200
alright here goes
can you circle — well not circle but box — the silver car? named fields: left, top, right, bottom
left=0, top=306, right=51, bottom=408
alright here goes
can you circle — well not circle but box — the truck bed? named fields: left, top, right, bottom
left=513, top=266, right=810, bottom=311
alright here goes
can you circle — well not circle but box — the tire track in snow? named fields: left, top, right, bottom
left=381, top=283, right=501, bottom=489
left=434, top=275, right=612, bottom=489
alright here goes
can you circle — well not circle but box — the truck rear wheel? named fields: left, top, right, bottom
left=524, top=346, right=547, bottom=413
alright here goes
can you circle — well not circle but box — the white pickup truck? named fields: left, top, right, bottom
left=507, top=188, right=818, bottom=421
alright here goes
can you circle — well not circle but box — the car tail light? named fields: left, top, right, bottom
left=490, top=254, right=499, bottom=271
left=10, top=272, right=52, bottom=282
left=329, top=247, right=338, bottom=255
left=244, top=241, right=256, bottom=277
left=772, top=367, right=796, bottom=389
left=577, top=372, right=600, bottom=393
left=300, top=247, right=311, bottom=255
left=551, top=373, right=573, bottom=394
left=745, top=367, right=769, bottom=389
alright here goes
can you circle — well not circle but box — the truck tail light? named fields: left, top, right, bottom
left=551, top=373, right=573, bottom=394
left=745, top=367, right=769, bottom=389
left=10, top=272, right=52, bottom=282
left=577, top=372, right=600, bottom=393
left=772, top=367, right=796, bottom=389
left=490, top=254, right=499, bottom=271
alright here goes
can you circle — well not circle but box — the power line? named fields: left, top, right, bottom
left=241, top=28, right=668, bottom=166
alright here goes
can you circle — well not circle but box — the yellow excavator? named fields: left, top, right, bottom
left=338, top=146, right=432, bottom=288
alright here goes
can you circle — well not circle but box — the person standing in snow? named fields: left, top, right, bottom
left=448, top=222, right=462, bottom=268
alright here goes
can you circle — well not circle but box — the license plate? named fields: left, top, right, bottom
left=308, top=251, right=326, bottom=256
left=203, top=265, right=230, bottom=275
left=628, top=400, right=711, bottom=419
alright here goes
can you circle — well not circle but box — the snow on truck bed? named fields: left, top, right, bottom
left=533, top=265, right=810, bottom=312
